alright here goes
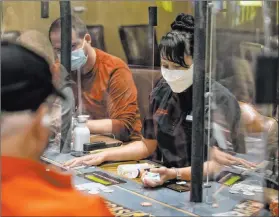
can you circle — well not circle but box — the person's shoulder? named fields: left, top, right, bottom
left=210, top=78, right=236, bottom=100
left=96, top=49, right=129, bottom=72
left=150, top=77, right=171, bottom=102
left=2, top=170, right=112, bottom=216
left=209, top=78, right=240, bottom=112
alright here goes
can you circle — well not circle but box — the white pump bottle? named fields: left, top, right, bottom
left=73, top=115, right=90, bottom=152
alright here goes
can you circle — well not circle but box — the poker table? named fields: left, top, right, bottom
left=42, top=148, right=272, bottom=217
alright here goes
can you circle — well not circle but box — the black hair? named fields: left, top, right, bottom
left=159, top=13, right=194, bottom=68
left=48, top=15, right=88, bottom=42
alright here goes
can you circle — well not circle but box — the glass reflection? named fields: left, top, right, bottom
left=1, top=1, right=278, bottom=216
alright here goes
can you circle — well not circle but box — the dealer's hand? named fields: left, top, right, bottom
left=141, top=167, right=176, bottom=188
left=211, top=146, right=256, bottom=168
left=64, top=152, right=107, bottom=168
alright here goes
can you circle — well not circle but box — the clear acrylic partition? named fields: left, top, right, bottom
left=207, top=0, right=278, bottom=210
left=1, top=0, right=278, bottom=212
left=0, top=1, right=193, bottom=154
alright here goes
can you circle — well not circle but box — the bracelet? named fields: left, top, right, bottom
left=171, top=167, right=181, bottom=180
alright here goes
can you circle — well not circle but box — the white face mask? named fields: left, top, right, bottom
left=71, top=43, right=88, bottom=71
left=161, top=64, right=194, bottom=93
left=57, top=40, right=88, bottom=71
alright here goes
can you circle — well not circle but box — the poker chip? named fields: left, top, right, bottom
left=103, top=189, right=114, bottom=193
left=176, top=181, right=187, bottom=185
left=231, top=184, right=242, bottom=189
left=238, top=184, right=264, bottom=193
left=230, top=188, right=240, bottom=192
left=253, top=188, right=263, bottom=193
left=230, top=184, right=242, bottom=193
left=141, top=202, right=152, bottom=207
left=212, top=203, right=219, bottom=208
left=252, top=186, right=263, bottom=189
left=88, top=190, right=99, bottom=194
left=242, top=191, right=255, bottom=196
left=231, top=186, right=241, bottom=191
left=247, top=186, right=254, bottom=191
left=75, top=186, right=86, bottom=191
left=229, top=190, right=240, bottom=194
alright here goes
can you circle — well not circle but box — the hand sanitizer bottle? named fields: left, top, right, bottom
left=73, top=115, right=90, bottom=152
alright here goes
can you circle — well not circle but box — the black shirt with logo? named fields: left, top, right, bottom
left=143, top=77, right=245, bottom=168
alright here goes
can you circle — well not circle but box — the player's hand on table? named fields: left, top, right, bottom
left=141, top=167, right=176, bottom=188
left=211, top=146, right=256, bottom=168
left=64, top=153, right=106, bottom=168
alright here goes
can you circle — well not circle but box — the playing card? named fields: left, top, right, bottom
left=75, top=183, right=104, bottom=192
left=88, top=190, right=99, bottom=194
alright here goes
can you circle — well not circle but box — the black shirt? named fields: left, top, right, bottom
left=143, top=77, right=245, bottom=168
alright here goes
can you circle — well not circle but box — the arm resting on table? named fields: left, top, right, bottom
left=168, top=161, right=221, bottom=181
left=103, top=139, right=157, bottom=162
left=144, top=161, right=220, bottom=187
left=64, top=139, right=157, bottom=167
left=87, top=119, right=112, bottom=135
left=86, top=67, right=140, bottom=139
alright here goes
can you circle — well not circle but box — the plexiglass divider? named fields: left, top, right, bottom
left=1, top=1, right=278, bottom=216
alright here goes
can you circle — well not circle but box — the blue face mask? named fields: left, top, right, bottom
left=71, top=40, right=88, bottom=71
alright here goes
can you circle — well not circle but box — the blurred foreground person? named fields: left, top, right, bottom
left=17, top=30, right=74, bottom=153
left=65, top=14, right=255, bottom=188
left=1, top=41, right=112, bottom=216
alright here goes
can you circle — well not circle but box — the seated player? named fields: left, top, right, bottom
left=65, top=14, right=255, bottom=187
left=1, top=41, right=112, bottom=216
left=17, top=30, right=74, bottom=153
left=49, top=15, right=142, bottom=142
left=216, top=56, right=278, bottom=158
left=215, top=56, right=255, bottom=104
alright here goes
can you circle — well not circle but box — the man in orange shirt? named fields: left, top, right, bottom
left=1, top=41, right=112, bottom=217
left=49, top=15, right=142, bottom=141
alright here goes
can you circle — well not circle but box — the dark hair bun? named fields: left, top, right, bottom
left=171, top=13, right=194, bottom=33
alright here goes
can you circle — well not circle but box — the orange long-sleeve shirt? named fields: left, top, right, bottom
left=72, top=49, right=142, bottom=141
left=1, top=156, right=113, bottom=216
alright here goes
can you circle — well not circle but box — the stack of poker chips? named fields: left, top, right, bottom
left=229, top=183, right=263, bottom=196
left=270, top=199, right=278, bottom=217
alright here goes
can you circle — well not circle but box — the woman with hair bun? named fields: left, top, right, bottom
left=65, top=14, right=254, bottom=187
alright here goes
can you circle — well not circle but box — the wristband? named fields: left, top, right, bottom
left=172, top=167, right=181, bottom=180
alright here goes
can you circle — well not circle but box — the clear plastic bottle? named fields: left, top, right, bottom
left=73, top=115, right=90, bottom=152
